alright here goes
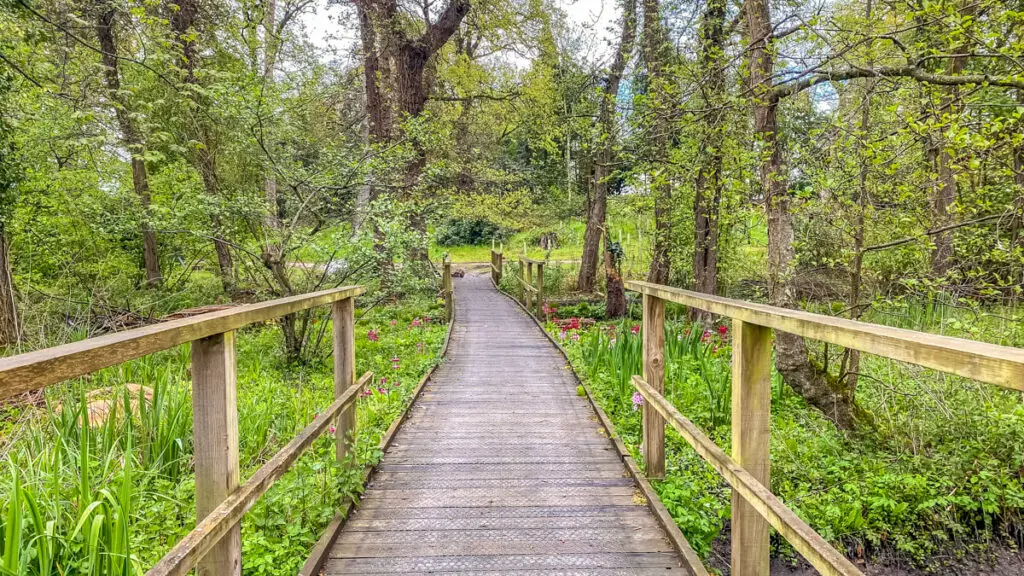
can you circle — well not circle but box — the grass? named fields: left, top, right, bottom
left=0, top=295, right=448, bottom=575
left=547, top=303, right=1024, bottom=568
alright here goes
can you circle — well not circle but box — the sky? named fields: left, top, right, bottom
left=302, top=0, right=622, bottom=65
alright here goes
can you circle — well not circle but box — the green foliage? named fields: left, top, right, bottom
left=434, top=218, right=510, bottom=246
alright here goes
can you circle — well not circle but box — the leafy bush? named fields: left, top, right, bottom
left=434, top=218, right=510, bottom=246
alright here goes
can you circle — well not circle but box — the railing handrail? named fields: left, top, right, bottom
left=626, top=280, right=1024, bottom=391
left=0, top=285, right=366, bottom=399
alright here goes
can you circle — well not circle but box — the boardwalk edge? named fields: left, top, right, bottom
left=492, top=275, right=709, bottom=576
left=298, top=290, right=457, bottom=576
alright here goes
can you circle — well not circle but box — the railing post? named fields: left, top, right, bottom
left=535, top=262, right=544, bottom=316
left=191, top=332, right=241, bottom=576
left=496, top=251, right=503, bottom=282
left=333, top=297, right=356, bottom=462
left=490, top=251, right=496, bottom=284
left=525, top=260, right=534, bottom=311
left=642, top=293, right=666, bottom=479
left=731, top=319, right=772, bottom=576
left=443, top=258, right=453, bottom=321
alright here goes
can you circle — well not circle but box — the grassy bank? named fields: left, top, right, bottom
left=0, top=296, right=447, bottom=575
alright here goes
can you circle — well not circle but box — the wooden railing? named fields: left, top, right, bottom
left=490, top=249, right=503, bottom=285
left=625, top=280, right=1024, bottom=576
left=493, top=249, right=546, bottom=316
left=0, top=285, right=372, bottom=576
left=442, top=257, right=454, bottom=321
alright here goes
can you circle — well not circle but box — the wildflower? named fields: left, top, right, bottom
left=630, top=324, right=640, bottom=335
left=632, top=392, right=644, bottom=411
left=570, top=332, right=580, bottom=341
left=377, top=387, right=387, bottom=395
left=542, top=303, right=557, bottom=316
left=717, top=325, right=728, bottom=337
left=568, top=317, right=580, bottom=330
left=390, top=320, right=397, bottom=326
left=380, top=377, right=387, bottom=386
left=410, top=318, right=421, bottom=328
left=367, top=329, right=379, bottom=342
left=360, top=389, right=372, bottom=397
left=559, top=330, right=567, bottom=341
left=391, top=356, right=400, bottom=370
left=329, top=425, right=336, bottom=434
left=701, top=330, right=712, bottom=343
left=712, top=345, right=719, bottom=354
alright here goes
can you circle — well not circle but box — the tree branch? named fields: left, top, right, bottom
left=772, top=64, right=1024, bottom=100
left=422, top=0, right=470, bottom=53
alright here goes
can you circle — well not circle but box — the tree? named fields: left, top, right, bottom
left=168, top=0, right=235, bottom=290
left=641, top=0, right=673, bottom=284
left=93, top=0, right=162, bottom=286
left=577, top=0, right=636, bottom=294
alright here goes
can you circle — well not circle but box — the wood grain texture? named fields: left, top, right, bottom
left=191, top=332, right=241, bottom=576
left=0, top=285, right=365, bottom=399
left=325, top=273, right=688, bottom=575
left=146, top=371, right=372, bottom=576
left=333, top=297, right=357, bottom=462
left=731, top=320, right=772, bottom=576
left=625, top=281, right=1024, bottom=391
left=631, top=375, right=863, bottom=576
left=641, top=294, right=666, bottom=480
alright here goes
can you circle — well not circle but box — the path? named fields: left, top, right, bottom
left=323, top=272, right=687, bottom=574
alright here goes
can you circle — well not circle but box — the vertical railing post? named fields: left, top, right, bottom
left=490, top=251, right=496, bottom=284
left=192, top=332, right=241, bottom=576
left=641, top=293, right=666, bottom=479
left=535, top=262, right=544, bottom=316
left=525, top=260, right=534, bottom=311
left=333, top=297, right=356, bottom=462
left=496, top=251, right=503, bottom=282
left=443, top=258, right=453, bottom=321
left=731, top=319, right=772, bottom=576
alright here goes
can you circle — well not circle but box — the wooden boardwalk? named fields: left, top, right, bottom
left=324, top=272, right=687, bottom=574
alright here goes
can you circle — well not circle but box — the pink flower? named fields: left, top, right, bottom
left=559, top=330, right=567, bottom=341
left=360, top=389, right=372, bottom=397
left=391, top=356, right=400, bottom=369
left=367, top=329, right=379, bottom=342
left=410, top=318, right=421, bottom=328
left=380, top=377, right=387, bottom=385
left=329, top=425, right=336, bottom=434
left=632, top=392, right=644, bottom=411
left=377, top=387, right=387, bottom=395
left=717, top=325, right=728, bottom=337
left=390, top=320, right=396, bottom=326
left=542, top=303, right=557, bottom=315
left=570, top=332, right=580, bottom=341
left=701, top=330, right=712, bottom=343
left=630, top=324, right=640, bottom=335
left=568, top=317, right=580, bottom=330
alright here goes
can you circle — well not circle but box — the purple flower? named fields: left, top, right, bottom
left=570, top=332, right=580, bottom=342
left=632, top=392, right=644, bottom=411
left=559, top=330, right=567, bottom=341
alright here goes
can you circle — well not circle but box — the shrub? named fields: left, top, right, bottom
left=434, top=218, right=510, bottom=246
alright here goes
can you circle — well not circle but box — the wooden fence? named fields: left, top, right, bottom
left=0, top=262, right=457, bottom=575
left=625, top=280, right=1024, bottom=576
left=492, top=250, right=546, bottom=316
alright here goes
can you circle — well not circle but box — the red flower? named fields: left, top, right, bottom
left=717, top=325, right=728, bottom=336
left=701, top=330, right=712, bottom=342
left=568, top=317, right=580, bottom=330
left=630, top=325, right=640, bottom=335
left=367, top=329, right=379, bottom=342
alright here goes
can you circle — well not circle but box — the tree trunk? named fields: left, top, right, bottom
left=1014, top=89, right=1024, bottom=249
left=577, top=0, right=636, bottom=293
left=690, top=0, right=727, bottom=322
left=929, top=4, right=973, bottom=276
left=0, top=223, right=19, bottom=347
left=745, top=0, right=862, bottom=430
left=96, top=6, right=161, bottom=286
left=604, top=229, right=627, bottom=318
left=169, top=0, right=234, bottom=291
left=642, top=0, right=672, bottom=285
